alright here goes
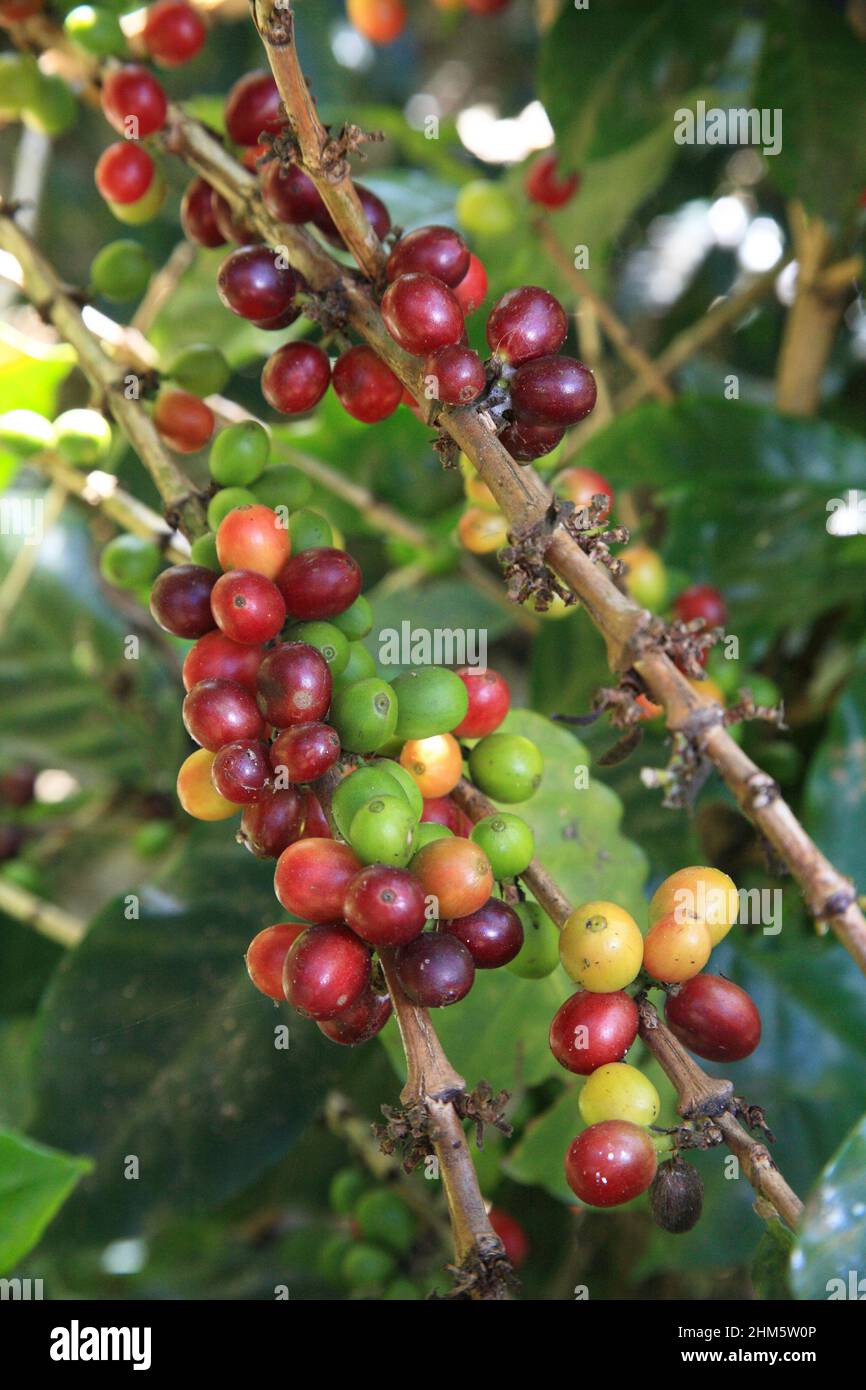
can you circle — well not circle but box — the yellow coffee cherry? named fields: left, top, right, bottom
left=464, top=472, right=500, bottom=512
left=457, top=507, right=508, bottom=555
left=649, top=866, right=738, bottom=947
left=559, top=900, right=644, bottom=992
left=578, top=1063, right=661, bottom=1128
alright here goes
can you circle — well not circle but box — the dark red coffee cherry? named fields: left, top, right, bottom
left=95, top=142, right=156, bottom=204
left=673, top=584, right=728, bottom=630
left=256, top=641, right=332, bottom=728
left=261, top=160, right=324, bottom=224
left=180, top=176, right=225, bottom=248
left=317, top=986, right=392, bottom=1045
left=549, top=989, right=639, bottom=1075
left=142, top=0, right=206, bottom=66
left=424, top=344, right=485, bottom=405
left=101, top=65, right=166, bottom=137
left=283, top=920, right=370, bottom=1020
left=211, top=738, right=271, bottom=803
left=300, top=788, right=331, bottom=839
left=386, top=225, right=470, bottom=288
left=525, top=151, right=579, bottom=209
left=150, top=563, right=217, bottom=638
left=239, top=786, right=305, bottom=857
left=210, top=569, right=286, bottom=645
left=452, top=666, right=510, bottom=738
left=277, top=547, right=361, bottom=621
left=486, top=286, right=567, bottom=364
left=332, top=345, right=403, bottom=423
left=510, top=355, right=597, bottom=426
left=246, top=921, right=308, bottom=999
left=0, top=764, right=36, bottom=808
left=182, top=677, right=265, bottom=751
left=217, top=245, right=296, bottom=322
left=0, top=824, right=25, bottom=862
left=453, top=252, right=488, bottom=315
left=498, top=419, right=564, bottom=462
left=381, top=274, right=464, bottom=357
left=224, top=70, right=283, bottom=146
left=565, top=1120, right=657, bottom=1208
left=313, top=183, right=391, bottom=247
left=665, top=974, right=761, bottom=1062
left=269, top=722, right=341, bottom=783
left=442, top=897, right=523, bottom=969
left=261, top=342, right=331, bottom=415
left=210, top=190, right=260, bottom=246
left=275, top=838, right=362, bottom=921
left=419, top=795, right=473, bottom=837
left=182, top=631, right=263, bottom=694
left=153, top=389, right=214, bottom=454
left=395, top=931, right=475, bottom=1007
left=343, top=865, right=427, bottom=947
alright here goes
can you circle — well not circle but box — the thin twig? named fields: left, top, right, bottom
left=0, top=877, right=85, bottom=949
left=31, top=451, right=190, bottom=562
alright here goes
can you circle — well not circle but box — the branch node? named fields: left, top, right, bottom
left=453, top=1080, right=512, bottom=1148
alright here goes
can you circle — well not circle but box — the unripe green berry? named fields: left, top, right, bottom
left=289, top=508, right=333, bottom=551
left=287, top=620, right=349, bottom=677
left=167, top=344, right=231, bottom=400
left=90, top=239, right=153, bottom=302
left=206, top=486, right=257, bottom=532
left=53, top=408, right=112, bottom=466
left=100, top=534, right=161, bottom=589
left=330, top=593, right=372, bottom=641
left=189, top=532, right=221, bottom=570
left=64, top=5, right=125, bottom=56
left=250, top=463, right=312, bottom=511
left=209, top=419, right=269, bottom=487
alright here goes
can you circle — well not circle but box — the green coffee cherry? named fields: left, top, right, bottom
left=330, top=593, right=372, bottom=641
left=382, top=1278, right=421, bottom=1300
left=23, top=75, right=77, bottom=137
left=0, top=54, right=39, bottom=116
left=288, top=621, right=349, bottom=677
left=167, top=344, right=231, bottom=400
left=189, top=532, right=221, bottom=570
left=372, top=758, right=423, bottom=821
left=317, top=1234, right=351, bottom=1286
left=132, top=820, right=174, bottom=857
left=53, top=409, right=112, bottom=466
left=0, top=410, right=55, bottom=458
left=90, top=239, right=153, bottom=302
left=251, top=464, right=312, bottom=511
left=332, top=764, right=411, bottom=842
left=329, top=1167, right=369, bottom=1215
left=456, top=179, right=517, bottom=237
left=331, top=677, right=398, bottom=754
left=341, top=1242, right=395, bottom=1290
left=64, top=5, right=125, bottom=56
left=411, top=821, right=452, bottom=854
left=470, top=812, right=534, bottom=879
left=100, top=534, right=161, bottom=589
left=206, top=486, right=257, bottom=531
left=290, top=507, right=333, bottom=551
left=468, top=733, right=544, bottom=804
left=391, top=666, right=469, bottom=740
left=349, top=795, right=415, bottom=867
left=354, top=1188, right=417, bottom=1254
left=332, top=642, right=377, bottom=692
left=507, top=901, right=560, bottom=979
left=209, top=419, right=269, bottom=486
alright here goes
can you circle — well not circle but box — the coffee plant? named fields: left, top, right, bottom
left=0, top=0, right=865, bottom=1311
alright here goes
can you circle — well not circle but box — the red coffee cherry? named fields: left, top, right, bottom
left=452, top=666, right=510, bottom=738
left=277, top=547, right=362, bottom=621
left=525, top=151, right=579, bottom=209
left=224, top=70, right=283, bottom=146
left=261, top=160, right=324, bottom=224
left=488, top=1208, right=530, bottom=1267
left=210, top=569, right=286, bottom=645
left=217, top=245, right=297, bottom=322
left=216, top=504, right=291, bottom=582
left=453, top=253, right=488, bottom=316
left=665, top=974, right=762, bottom=1062
left=246, top=921, right=308, bottom=999
left=101, top=65, right=167, bottom=138
left=180, top=176, right=225, bottom=248
left=343, top=864, right=427, bottom=947
left=150, top=563, right=217, bottom=638
left=261, top=342, right=331, bottom=415
left=498, top=419, right=564, bottom=462
left=239, top=786, right=305, bottom=858
left=210, top=189, right=260, bottom=246
left=465, top=0, right=510, bottom=10
left=394, top=931, right=475, bottom=1007
left=300, top=788, right=331, bottom=839
left=256, top=641, right=332, bottom=728
left=275, top=838, right=362, bottom=922
left=510, top=355, right=597, bottom=427
left=153, top=389, right=215, bottom=453
left=317, top=986, right=392, bottom=1045
left=95, top=142, right=157, bottom=204
left=269, top=722, right=341, bottom=783
left=424, top=344, right=485, bottom=405
left=182, top=677, right=265, bottom=751
left=381, top=273, right=464, bottom=356
left=346, top=0, right=407, bottom=44
left=442, top=897, right=523, bottom=969
left=565, top=1120, right=658, bottom=1207
left=486, top=286, right=567, bottom=365
left=552, top=464, right=614, bottom=521
left=419, top=795, right=473, bottom=837
left=386, top=225, right=470, bottom=288
left=211, top=738, right=271, bottom=803
left=283, top=920, right=370, bottom=1020
left=673, top=584, right=728, bottom=630
left=182, top=631, right=263, bottom=693
left=142, top=0, right=206, bottom=66
left=549, top=989, right=639, bottom=1075
left=332, top=345, right=403, bottom=423
left=313, top=184, right=391, bottom=247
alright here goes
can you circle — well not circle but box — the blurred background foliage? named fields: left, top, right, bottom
left=1, top=0, right=865, bottom=1300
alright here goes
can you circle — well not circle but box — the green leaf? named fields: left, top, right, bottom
left=366, top=577, right=514, bottom=678
left=802, top=667, right=866, bottom=886
left=752, top=1217, right=795, bottom=1300
left=0, top=1128, right=90, bottom=1273
left=503, top=1087, right=579, bottom=1204
left=791, top=1110, right=866, bottom=1300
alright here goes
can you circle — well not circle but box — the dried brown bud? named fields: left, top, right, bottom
left=650, top=1157, right=704, bottom=1234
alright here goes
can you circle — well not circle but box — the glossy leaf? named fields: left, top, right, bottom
left=0, top=1128, right=90, bottom=1273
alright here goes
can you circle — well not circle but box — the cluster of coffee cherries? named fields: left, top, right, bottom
left=549, top=865, right=761, bottom=1216
left=345, top=0, right=511, bottom=48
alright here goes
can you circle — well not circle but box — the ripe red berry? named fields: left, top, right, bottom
left=150, top=563, right=217, bottom=638
left=486, top=286, right=567, bottom=365
left=313, top=184, right=391, bottom=248
left=180, top=176, right=225, bottom=247
left=332, top=345, right=403, bottom=423
left=283, top=920, right=370, bottom=1020
left=420, top=795, right=473, bottom=837
left=347, top=0, right=406, bottom=44
left=552, top=464, right=614, bottom=520
left=210, top=569, right=286, bottom=645
left=275, top=838, right=362, bottom=922
left=217, top=245, right=297, bottom=322
left=0, top=0, right=42, bottom=18
left=153, top=389, right=214, bottom=453
left=216, top=504, right=291, bottom=582
left=224, top=70, right=283, bottom=146
left=549, top=990, right=639, bottom=1076
left=261, top=342, right=331, bottom=415
left=261, top=160, right=324, bottom=224
left=452, top=666, right=510, bottom=738
left=442, top=897, right=523, bottom=969
left=395, top=931, right=475, bottom=1007
left=665, top=973, right=761, bottom=1062
left=101, top=65, right=167, bottom=138
left=300, top=788, right=331, bottom=839
left=525, top=151, right=579, bottom=209
left=182, top=631, right=263, bottom=693
left=498, top=419, right=564, bottom=462
left=424, top=344, right=485, bottom=405
left=673, top=584, right=728, bottom=630
left=269, top=722, right=341, bottom=783
left=453, top=253, right=488, bottom=316
left=465, top=0, right=510, bottom=10
left=142, top=0, right=206, bottom=66
left=95, top=142, right=156, bottom=204
left=211, top=738, right=271, bottom=803
left=381, top=273, right=464, bottom=357
left=182, top=677, right=265, bottom=751
left=488, top=1208, right=529, bottom=1267
left=239, top=786, right=305, bottom=858
left=210, top=190, right=259, bottom=246
left=246, top=921, right=308, bottom=999
left=565, top=1120, right=657, bottom=1208
left=317, top=986, right=392, bottom=1045
left=277, top=547, right=362, bottom=621
left=386, top=225, right=470, bottom=288
left=510, top=355, right=597, bottom=427
left=256, top=641, right=332, bottom=728
left=343, top=865, right=427, bottom=947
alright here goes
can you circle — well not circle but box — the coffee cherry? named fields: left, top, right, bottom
left=424, top=345, right=485, bottom=405
left=252, top=464, right=313, bottom=512
left=275, top=838, right=362, bottom=922
left=208, top=489, right=258, bottom=532
left=332, top=766, right=408, bottom=841
left=183, top=677, right=265, bottom=751
left=312, top=183, right=391, bottom=248
left=0, top=764, right=36, bottom=808
left=332, top=344, right=403, bottom=423
left=261, top=159, right=323, bottom=224
left=354, top=1188, right=417, bottom=1255
left=380, top=760, right=423, bottom=821
left=452, top=667, right=509, bottom=738
left=246, top=921, right=308, bottom=999
left=180, top=176, right=225, bottom=247
left=665, top=973, right=761, bottom=1062
left=176, top=748, right=238, bottom=821
left=486, top=286, right=567, bottom=364
left=302, top=792, right=330, bottom=838
left=400, top=732, right=462, bottom=797
left=211, top=738, right=271, bottom=803
left=564, top=1121, right=657, bottom=1208
left=224, top=71, right=282, bottom=146
left=457, top=508, right=509, bottom=554
left=349, top=795, right=416, bottom=867
left=288, top=621, right=349, bottom=676
left=499, top=419, right=564, bottom=463
left=153, top=389, right=214, bottom=454
left=278, top=546, right=362, bottom=622
left=453, top=252, right=488, bottom=315
left=391, top=667, right=468, bottom=741
left=318, top=985, right=392, bottom=1045
left=95, top=142, right=157, bottom=204
left=331, top=594, right=373, bottom=641
left=642, top=910, right=712, bottom=984
left=211, top=190, right=259, bottom=246
left=467, top=732, right=543, bottom=804
left=508, top=901, right=559, bottom=978
left=239, top=786, right=305, bottom=857
left=101, top=64, right=166, bottom=137
left=549, top=989, right=639, bottom=1074
left=511, top=355, right=597, bottom=427
left=552, top=465, right=614, bottom=521
left=650, top=1156, right=704, bottom=1234
left=283, top=920, right=370, bottom=1020
left=330, top=678, right=398, bottom=754
left=410, top=838, right=492, bottom=918
left=142, top=0, right=206, bottom=66
left=469, top=812, right=534, bottom=879
left=464, top=472, right=499, bottom=511
left=217, top=245, right=297, bottom=322
left=346, top=0, right=406, bottom=44
left=216, top=503, right=291, bottom=581
left=256, top=642, right=332, bottom=728
left=210, top=569, right=286, bottom=645
left=465, top=0, right=510, bottom=10
left=0, top=0, right=42, bottom=22
left=168, top=343, right=231, bottom=398
left=262, top=342, right=331, bottom=415
left=395, top=931, right=475, bottom=1007
left=559, top=900, right=644, bottom=992
left=673, top=583, right=727, bottom=630
left=649, top=865, right=738, bottom=948
left=386, top=225, right=470, bottom=288
left=412, top=823, right=452, bottom=853
left=525, top=151, right=579, bottom=209
left=333, top=642, right=378, bottom=692
left=419, top=794, right=471, bottom=836
left=64, top=5, right=123, bottom=56
left=578, top=1062, right=660, bottom=1128
left=182, top=630, right=262, bottom=693
left=270, top=721, right=340, bottom=784
left=53, top=407, right=113, bottom=467
left=488, top=1208, right=529, bottom=1268
left=620, top=544, right=667, bottom=610
left=344, top=864, right=427, bottom=946
left=456, top=179, right=517, bottom=237
left=381, top=274, right=464, bottom=357
left=90, top=239, right=153, bottom=301
left=209, top=420, right=269, bottom=488
left=442, top=896, right=523, bottom=968
left=289, top=509, right=333, bottom=552
left=99, top=534, right=161, bottom=591
left=150, top=563, right=217, bottom=638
